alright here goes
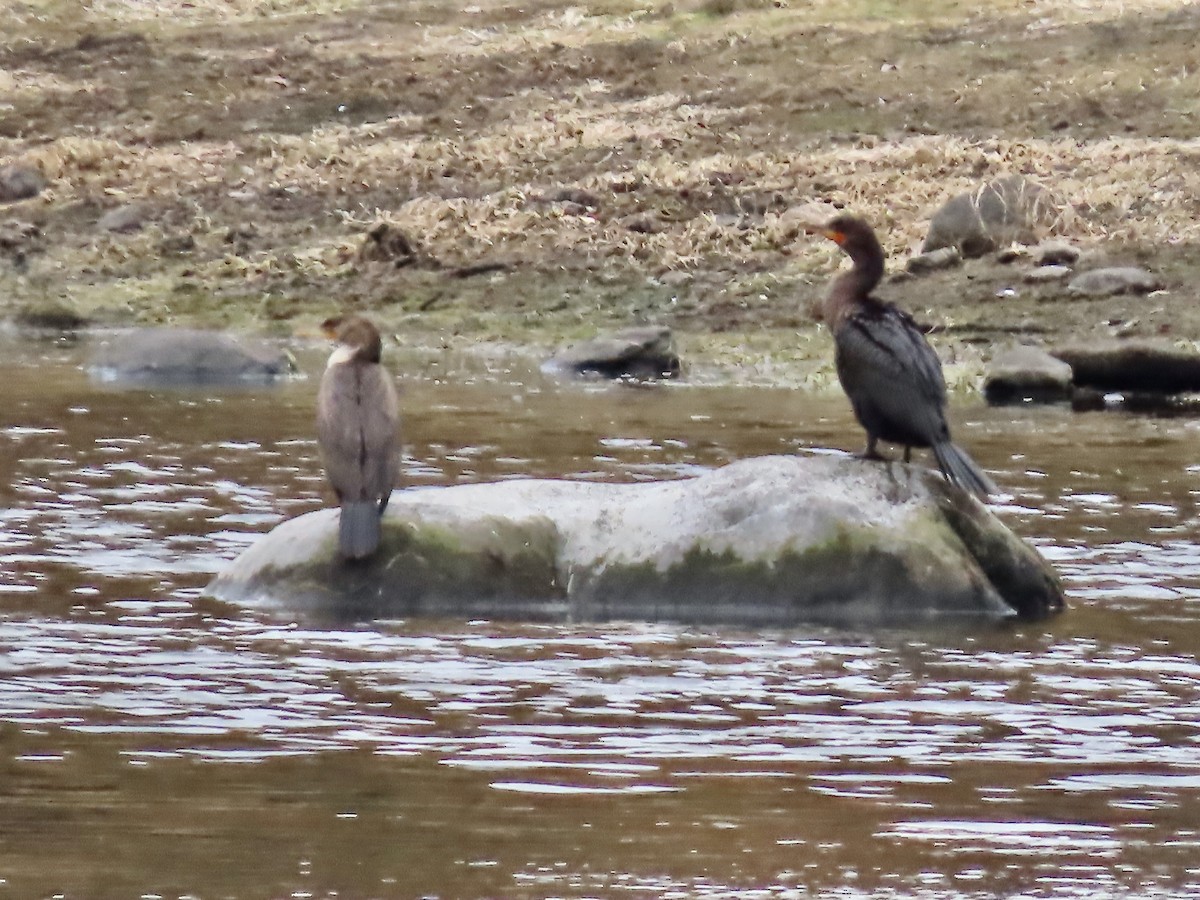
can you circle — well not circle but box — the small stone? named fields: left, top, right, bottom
left=1067, top=267, right=1163, bottom=297
left=159, top=233, right=196, bottom=255
left=551, top=187, right=601, bottom=208
left=984, top=345, right=1073, bottom=405
left=1037, top=240, right=1080, bottom=267
left=905, top=246, right=962, bottom=274
left=620, top=213, right=662, bottom=235
left=0, top=164, right=45, bottom=203
left=1023, top=265, right=1072, bottom=284
left=659, top=269, right=692, bottom=287
left=98, top=203, right=149, bottom=233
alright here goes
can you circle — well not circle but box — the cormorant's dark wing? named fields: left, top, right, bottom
left=834, top=301, right=949, bottom=445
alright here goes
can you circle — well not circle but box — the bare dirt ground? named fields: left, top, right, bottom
left=2, top=0, right=1199, bottom=385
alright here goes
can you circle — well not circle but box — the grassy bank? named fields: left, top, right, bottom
left=2, top=0, right=1198, bottom=383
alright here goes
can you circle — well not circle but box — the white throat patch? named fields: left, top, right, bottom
left=326, top=343, right=357, bottom=368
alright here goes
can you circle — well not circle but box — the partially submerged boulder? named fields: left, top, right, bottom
left=208, top=455, right=1064, bottom=627
left=1053, top=341, right=1200, bottom=394
left=542, top=326, right=681, bottom=379
left=923, top=175, right=1058, bottom=258
left=984, top=345, right=1073, bottom=405
left=89, top=327, right=293, bottom=386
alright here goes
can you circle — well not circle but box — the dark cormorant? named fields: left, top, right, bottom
left=811, top=214, right=997, bottom=498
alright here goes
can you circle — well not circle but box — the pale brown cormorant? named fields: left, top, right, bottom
left=811, top=214, right=997, bottom=498
left=316, top=314, right=400, bottom=559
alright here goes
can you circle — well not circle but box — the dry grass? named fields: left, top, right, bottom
left=2, top=0, right=1199, bottom=365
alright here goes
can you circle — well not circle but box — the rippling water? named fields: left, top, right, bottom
left=1, top=333, right=1199, bottom=898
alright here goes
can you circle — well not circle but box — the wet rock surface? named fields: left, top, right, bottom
left=88, top=327, right=293, bottom=386
left=208, top=455, right=1065, bottom=627
left=984, top=345, right=1074, bottom=404
left=543, top=326, right=681, bottom=379
left=1053, top=340, right=1200, bottom=394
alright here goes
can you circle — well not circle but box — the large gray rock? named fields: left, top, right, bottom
left=542, top=326, right=681, bottom=379
left=984, top=345, right=1073, bottom=404
left=923, top=175, right=1058, bottom=258
left=208, top=456, right=1064, bottom=627
left=89, top=327, right=293, bottom=386
left=1053, top=341, right=1200, bottom=393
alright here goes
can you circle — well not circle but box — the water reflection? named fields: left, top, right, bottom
left=0, top=333, right=1199, bottom=897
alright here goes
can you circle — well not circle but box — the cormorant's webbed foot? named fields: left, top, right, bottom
left=856, top=437, right=888, bottom=462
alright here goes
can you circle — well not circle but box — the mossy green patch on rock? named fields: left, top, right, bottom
left=219, top=507, right=563, bottom=622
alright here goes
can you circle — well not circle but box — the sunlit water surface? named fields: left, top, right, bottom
left=1, top=334, right=1200, bottom=899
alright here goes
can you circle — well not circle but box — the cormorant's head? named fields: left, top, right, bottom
left=321, top=314, right=383, bottom=364
left=807, top=213, right=885, bottom=271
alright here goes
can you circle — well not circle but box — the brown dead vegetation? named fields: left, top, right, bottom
left=1, top=0, right=1199, bottom=381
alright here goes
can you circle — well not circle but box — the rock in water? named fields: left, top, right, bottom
left=208, top=455, right=1064, bottom=627
left=89, top=327, right=292, bottom=386
left=543, top=326, right=681, bottom=379
left=1053, top=341, right=1200, bottom=393
left=984, top=345, right=1074, bottom=405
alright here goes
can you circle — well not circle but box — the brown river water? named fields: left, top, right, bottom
left=1, top=333, right=1199, bottom=899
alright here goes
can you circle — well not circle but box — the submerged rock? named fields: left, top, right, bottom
left=922, top=175, right=1058, bottom=258
left=984, top=345, right=1073, bottom=405
left=208, top=455, right=1064, bottom=627
left=543, top=326, right=681, bottom=379
left=1053, top=341, right=1200, bottom=394
left=89, top=327, right=293, bottom=386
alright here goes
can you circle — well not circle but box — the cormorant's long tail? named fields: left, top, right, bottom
left=338, top=501, right=381, bottom=560
left=932, top=441, right=998, bottom=499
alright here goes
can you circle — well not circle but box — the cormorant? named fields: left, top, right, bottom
left=316, top=314, right=400, bottom=559
left=811, top=214, right=997, bottom=498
